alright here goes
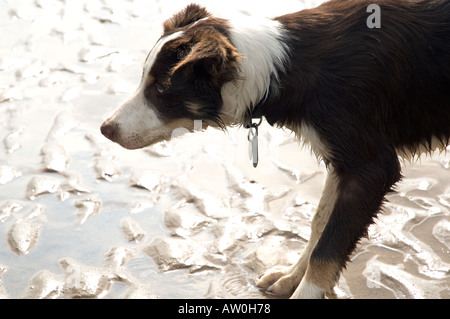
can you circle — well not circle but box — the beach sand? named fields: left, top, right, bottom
left=0, top=0, right=448, bottom=299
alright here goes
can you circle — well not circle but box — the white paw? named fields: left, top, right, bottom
left=256, top=265, right=303, bottom=295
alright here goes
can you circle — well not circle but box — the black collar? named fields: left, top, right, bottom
left=245, top=100, right=278, bottom=127
left=251, top=100, right=265, bottom=119
left=244, top=101, right=265, bottom=128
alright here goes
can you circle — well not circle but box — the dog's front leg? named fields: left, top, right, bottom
left=256, top=166, right=340, bottom=295
left=290, top=152, right=401, bottom=298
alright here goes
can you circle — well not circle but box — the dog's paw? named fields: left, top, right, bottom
left=256, top=266, right=302, bottom=295
left=290, top=280, right=326, bottom=299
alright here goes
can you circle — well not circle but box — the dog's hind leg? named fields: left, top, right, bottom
left=290, top=149, right=401, bottom=298
left=256, top=166, right=340, bottom=295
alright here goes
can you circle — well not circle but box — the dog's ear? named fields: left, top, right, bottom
left=170, top=33, right=240, bottom=88
left=163, top=4, right=211, bottom=32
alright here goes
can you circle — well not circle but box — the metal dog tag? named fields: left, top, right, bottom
left=248, top=124, right=259, bottom=167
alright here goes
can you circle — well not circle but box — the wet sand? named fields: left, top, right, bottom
left=0, top=0, right=449, bottom=299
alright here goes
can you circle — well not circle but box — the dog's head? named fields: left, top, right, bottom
left=100, top=4, right=240, bottom=149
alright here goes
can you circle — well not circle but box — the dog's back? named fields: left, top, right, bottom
left=263, top=0, right=450, bottom=159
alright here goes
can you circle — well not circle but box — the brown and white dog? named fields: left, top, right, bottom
left=101, top=0, right=450, bottom=298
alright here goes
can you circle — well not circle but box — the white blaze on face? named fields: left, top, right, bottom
left=141, top=31, right=184, bottom=89
left=101, top=31, right=183, bottom=149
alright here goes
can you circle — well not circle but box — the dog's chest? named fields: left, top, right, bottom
left=292, top=123, right=331, bottom=162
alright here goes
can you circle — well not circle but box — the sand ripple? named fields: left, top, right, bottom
left=7, top=206, right=44, bottom=256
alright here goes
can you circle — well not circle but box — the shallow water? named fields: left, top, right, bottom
left=0, top=0, right=449, bottom=299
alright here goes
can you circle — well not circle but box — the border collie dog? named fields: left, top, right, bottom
left=101, top=0, right=450, bottom=298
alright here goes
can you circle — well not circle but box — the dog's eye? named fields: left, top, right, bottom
left=155, top=83, right=166, bottom=94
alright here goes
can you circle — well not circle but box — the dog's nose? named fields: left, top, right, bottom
left=100, top=122, right=116, bottom=140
